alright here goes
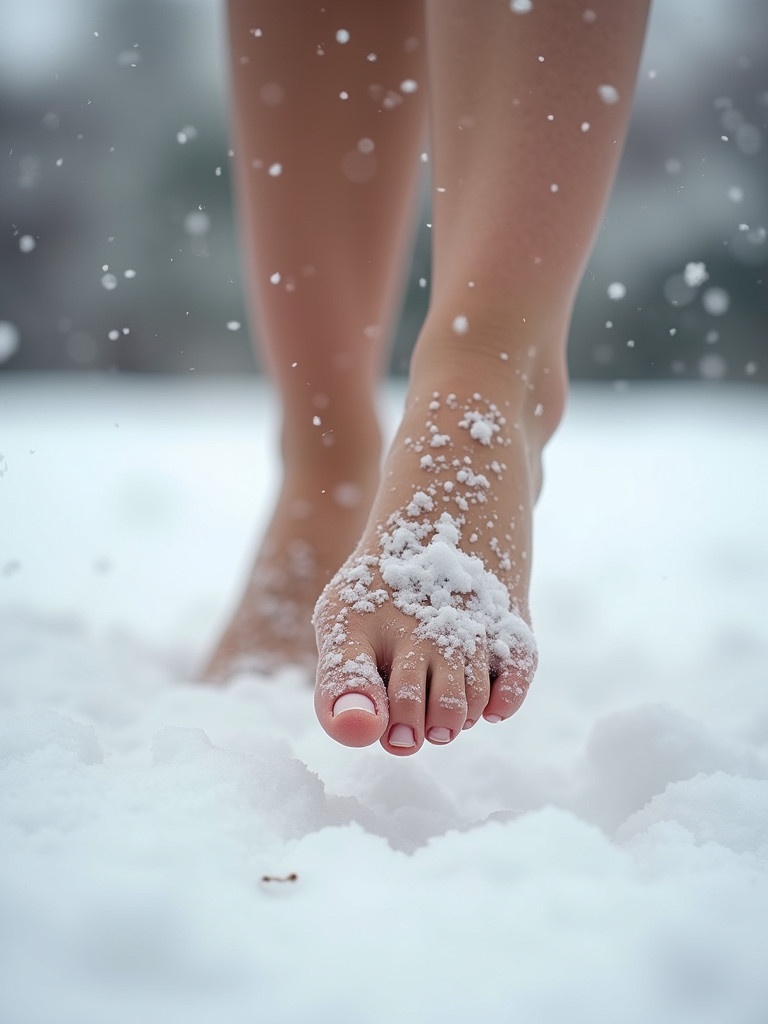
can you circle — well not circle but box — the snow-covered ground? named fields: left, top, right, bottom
left=1, top=375, right=767, bottom=1024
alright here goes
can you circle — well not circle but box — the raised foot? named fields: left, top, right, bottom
left=313, top=383, right=541, bottom=756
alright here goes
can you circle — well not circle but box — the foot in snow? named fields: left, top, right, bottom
left=313, top=342, right=565, bottom=755
left=204, top=471, right=378, bottom=680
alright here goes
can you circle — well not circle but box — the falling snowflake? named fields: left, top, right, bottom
left=683, top=262, right=709, bottom=288
left=597, top=84, right=620, bottom=105
left=702, top=287, right=730, bottom=316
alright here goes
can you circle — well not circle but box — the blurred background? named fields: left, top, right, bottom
left=0, top=0, right=765, bottom=381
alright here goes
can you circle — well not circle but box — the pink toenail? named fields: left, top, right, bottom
left=485, top=714, right=502, bottom=723
left=462, top=720, right=475, bottom=730
left=427, top=727, right=452, bottom=744
left=332, top=693, right=376, bottom=718
left=389, top=724, right=416, bottom=748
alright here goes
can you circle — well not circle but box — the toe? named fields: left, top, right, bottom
left=425, top=657, right=468, bottom=745
left=462, top=649, right=491, bottom=731
left=487, top=655, right=536, bottom=720
left=379, top=649, right=427, bottom=756
left=483, top=638, right=537, bottom=723
left=483, top=669, right=528, bottom=722
left=314, top=635, right=388, bottom=748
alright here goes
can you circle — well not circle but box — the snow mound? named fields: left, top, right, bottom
left=1, top=378, right=767, bottom=1023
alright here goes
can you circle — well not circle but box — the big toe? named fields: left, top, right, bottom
left=314, top=641, right=388, bottom=748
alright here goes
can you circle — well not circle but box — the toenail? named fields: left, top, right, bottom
left=485, top=714, right=503, bottom=724
left=462, top=720, right=475, bottom=730
left=427, top=726, right=452, bottom=744
left=389, top=724, right=416, bottom=748
left=332, top=693, right=377, bottom=718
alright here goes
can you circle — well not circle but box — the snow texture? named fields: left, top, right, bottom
left=683, top=261, right=709, bottom=287
left=1, top=377, right=767, bottom=1024
left=375, top=510, right=535, bottom=670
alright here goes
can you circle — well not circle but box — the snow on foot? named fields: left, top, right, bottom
left=204, top=479, right=376, bottom=682
left=313, top=389, right=539, bottom=755
left=205, top=537, right=322, bottom=681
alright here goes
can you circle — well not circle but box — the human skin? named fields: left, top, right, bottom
left=208, top=0, right=651, bottom=756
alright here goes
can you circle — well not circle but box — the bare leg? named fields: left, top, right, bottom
left=205, top=0, right=427, bottom=677
left=314, top=0, right=650, bottom=751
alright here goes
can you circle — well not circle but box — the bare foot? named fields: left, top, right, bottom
left=204, top=472, right=378, bottom=680
left=313, top=351, right=562, bottom=754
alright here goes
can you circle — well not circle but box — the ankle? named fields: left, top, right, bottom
left=410, top=311, right=568, bottom=445
left=279, top=403, right=383, bottom=481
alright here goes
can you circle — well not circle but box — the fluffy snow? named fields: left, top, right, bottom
left=683, top=261, right=709, bottom=287
left=1, top=376, right=768, bottom=1024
